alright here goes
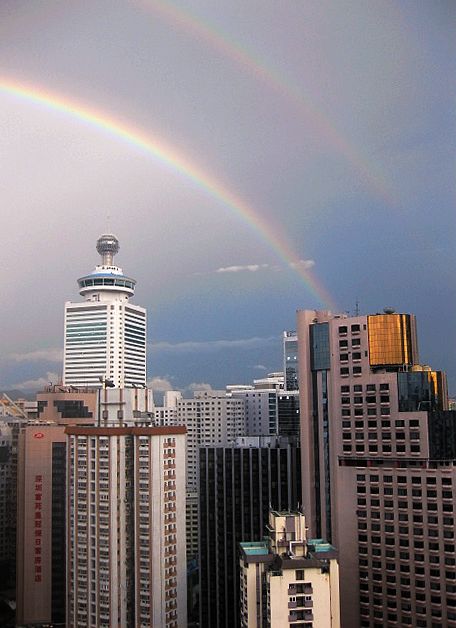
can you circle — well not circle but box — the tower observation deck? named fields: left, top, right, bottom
left=77, top=234, right=137, bottom=301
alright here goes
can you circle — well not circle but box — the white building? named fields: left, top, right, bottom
left=155, top=389, right=246, bottom=558
left=66, top=425, right=187, bottom=628
left=239, top=511, right=340, bottom=628
left=63, top=234, right=146, bottom=388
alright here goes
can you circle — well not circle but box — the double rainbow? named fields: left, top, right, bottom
left=0, top=78, right=336, bottom=309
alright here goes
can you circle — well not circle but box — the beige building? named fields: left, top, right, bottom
left=66, top=425, right=187, bottom=628
left=16, top=424, right=68, bottom=626
left=240, top=511, right=340, bottom=627
left=296, top=308, right=453, bottom=627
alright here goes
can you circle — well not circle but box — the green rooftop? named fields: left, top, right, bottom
left=240, top=541, right=269, bottom=556
left=307, top=538, right=335, bottom=553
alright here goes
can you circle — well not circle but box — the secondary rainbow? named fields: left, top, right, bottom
left=0, top=78, right=336, bottom=309
left=134, top=0, right=395, bottom=206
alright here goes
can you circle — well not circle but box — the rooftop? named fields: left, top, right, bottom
left=307, top=538, right=336, bottom=554
left=240, top=541, right=269, bottom=556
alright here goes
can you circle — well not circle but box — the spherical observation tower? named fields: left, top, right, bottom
left=77, top=233, right=137, bottom=301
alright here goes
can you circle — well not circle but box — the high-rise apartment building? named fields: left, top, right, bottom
left=199, top=435, right=301, bottom=628
left=63, top=234, right=146, bottom=388
left=240, top=510, right=340, bottom=627
left=66, top=425, right=187, bottom=628
left=296, top=308, right=453, bottom=627
left=155, top=389, right=246, bottom=559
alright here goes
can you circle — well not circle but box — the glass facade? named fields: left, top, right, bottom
left=52, top=443, right=66, bottom=625
left=284, top=335, right=299, bottom=391
left=398, top=370, right=448, bottom=412
left=367, top=313, right=418, bottom=367
left=310, top=323, right=330, bottom=371
left=199, top=445, right=301, bottom=628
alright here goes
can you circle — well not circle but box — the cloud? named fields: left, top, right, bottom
left=147, top=376, right=174, bottom=392
left=185, top=382, right=213, bottom=392
left=149, top=336, right=277, bottom=354
left=11, top=371, right=61, bottom=391
left=5, top=348, right=63, bottom=363
left=289, top=259, right=315, bottom=270
left=216, top=264, right=270, bottom=273
left=253, top=364, right=268, bottom=371
left=196, top=260, right=315, bottom=276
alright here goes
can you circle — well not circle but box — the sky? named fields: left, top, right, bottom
left=0, top=0, right=455, bottom=395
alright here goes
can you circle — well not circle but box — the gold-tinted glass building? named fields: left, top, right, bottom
left=367, top=312, right=418, bottom=367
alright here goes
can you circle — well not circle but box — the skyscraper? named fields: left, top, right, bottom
left=63, top=234, right=146, bottom=388
left=296, top=308, right=454, bottom=627
left=199, top=436, right=301, bottom=628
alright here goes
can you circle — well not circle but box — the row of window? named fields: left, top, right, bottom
left=341, top=383, right=389, bottom=392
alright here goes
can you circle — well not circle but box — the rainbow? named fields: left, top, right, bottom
left=0, top=78, right=336, bottom=309
left=134, top=0, right=395, bottom=206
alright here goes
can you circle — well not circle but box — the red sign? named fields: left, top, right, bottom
left=33, top=433, right=45, bottom=439
left=34, top=475, right=43, bottom=582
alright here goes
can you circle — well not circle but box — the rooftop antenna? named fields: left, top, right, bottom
left=355, top=298, right=360, bottom=317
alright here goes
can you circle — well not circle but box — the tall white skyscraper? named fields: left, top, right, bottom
left=63, top=234, right=146, bottom=388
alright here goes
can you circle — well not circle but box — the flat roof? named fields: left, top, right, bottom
left=240, top=541, right=269, bottom=556
left=65, top=426, right=187, bottom=436
left=307, top=538, right=336, bottom=553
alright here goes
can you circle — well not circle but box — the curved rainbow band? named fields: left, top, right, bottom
left=0, top=78, right=336, bottom=309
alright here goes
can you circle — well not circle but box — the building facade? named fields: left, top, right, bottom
left=155, top=389, right=246, bottom=559
left=66, top=425, right=187, bottom=628
left=63, top=234, right=146, bottom=388
left=199, top=436, right=301, bottom=628
left=240, top=511, right=340, bottom=628
left=16, top=424, right=68, bottom=626
left=296, top=308, right=453, bottom=627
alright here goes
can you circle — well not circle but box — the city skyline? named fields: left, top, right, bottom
left=0, top=1, right=454, bottom=393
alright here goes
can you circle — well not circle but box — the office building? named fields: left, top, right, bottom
left=63, top=233, right=146, bottom=388
left=15, top=385, right=100, bottom=626
left=66, top=425, right=187, bottom=628
left=16, top=424, right=68, bottom=626
left=240, top=510, right=340, bottom=627
left=199, top=435, right=301, bottom=628
left=296, top=308, right=454, bottom=627
left=284, top=331, right=299, bottom=391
